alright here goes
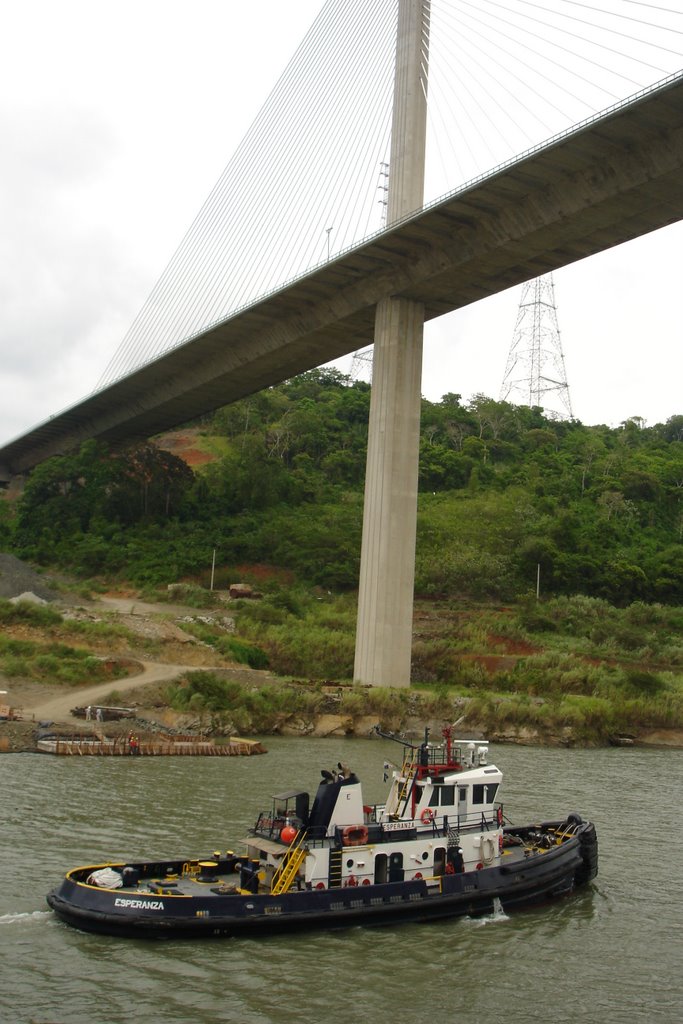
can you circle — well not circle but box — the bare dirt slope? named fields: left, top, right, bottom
left=0, top=556, right=256, bottom=729
left=26, top=661, right=189, bottom=723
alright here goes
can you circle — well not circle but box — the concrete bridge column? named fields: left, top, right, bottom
left=354, top=0, right=429, bottom=688
left=354, top=294, right=425, bottom=686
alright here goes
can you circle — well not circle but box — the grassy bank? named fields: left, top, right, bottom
left=3, top=589, right=682, bottom=745
left=0, top=600, right=132, bottom=687
left=182, top=587, right=683, bottom=741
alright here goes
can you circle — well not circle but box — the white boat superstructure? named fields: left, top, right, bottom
left=245, top=729, right=505, bottom=891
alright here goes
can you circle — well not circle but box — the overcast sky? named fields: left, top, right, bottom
left=2, top=0, right=682, bottom=447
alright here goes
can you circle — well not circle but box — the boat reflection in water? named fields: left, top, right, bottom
left=46, top=727, right=598, bottom=938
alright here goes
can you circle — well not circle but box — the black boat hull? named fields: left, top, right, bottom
left=46, top=823, right=597, bottom=940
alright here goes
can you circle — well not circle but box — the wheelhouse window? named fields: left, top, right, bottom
left=428, top=785, right=456, bottom=807
left=472, top=783, right=499, bottom=805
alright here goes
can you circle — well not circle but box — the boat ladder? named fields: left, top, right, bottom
left=271, top=832, right=308, bottom=895
left=328, top=848, right=343, bottom=889
left=396, top=754, right=417, bottom=816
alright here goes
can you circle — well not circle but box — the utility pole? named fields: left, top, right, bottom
left=354, top=0, right=430, bottom=688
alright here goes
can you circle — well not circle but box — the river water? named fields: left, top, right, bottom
left=1, top=737, right=681, bottom=1024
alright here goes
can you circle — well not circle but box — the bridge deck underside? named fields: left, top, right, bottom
left=3, top=76, right=683, bottom=475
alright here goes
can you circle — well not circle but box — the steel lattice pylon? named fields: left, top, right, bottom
left=500, top=273, right=573, bottom=419
left=349, top=345, right=374, bottom=382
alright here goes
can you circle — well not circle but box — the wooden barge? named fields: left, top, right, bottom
left=36, top=734, right=266, bottom=757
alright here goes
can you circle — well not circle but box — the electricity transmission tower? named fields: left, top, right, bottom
left=349, top=347, right=374, bottom=382
left=500, top=273, right=573, bottom=418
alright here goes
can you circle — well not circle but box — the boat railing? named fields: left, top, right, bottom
left=251, top=806, right=502, bottom=849
left=378, top=806, right=502, bottom=835
left=252, top=812, right=292, bottom=840
left=418, top=808, right=502, bottom=834
left=548, top=819, right=582, bottom=840
left=251, top=814, right=329, bottom=845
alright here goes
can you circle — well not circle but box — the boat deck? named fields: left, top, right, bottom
left=79, top=832, right=568, bottom=903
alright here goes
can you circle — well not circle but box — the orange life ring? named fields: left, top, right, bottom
left=342, top=824, right=369, bottom=847
left=420, top=808, right=435, bottom=825
left=345, top=875, right=358, bottom=887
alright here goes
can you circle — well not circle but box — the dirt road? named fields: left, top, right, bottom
left=91, top=596, right=216, bottom=618
left=24, top=662, right=188, bottom=723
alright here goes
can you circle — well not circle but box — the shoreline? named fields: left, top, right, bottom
left=3, top=708, right=683, bottom=754
left=3, top=670, right=683, bottom=753
left=2, top=564, right=682, bottom=756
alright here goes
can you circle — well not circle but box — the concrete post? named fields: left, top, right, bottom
left=354, top=0, right=430, bottom=688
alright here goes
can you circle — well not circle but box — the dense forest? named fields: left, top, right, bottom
left=2, top=368, right=682, bottom=606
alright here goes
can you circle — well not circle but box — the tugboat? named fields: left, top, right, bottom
left=46, top=728, right=598, bottom=939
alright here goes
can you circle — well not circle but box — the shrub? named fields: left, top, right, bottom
left=623, top=670, right=665, bottom=696
left=168, top=672, right=246, bottom=713
left=254, top=623, right=354, bottom=679
left=218, top=638, right=270, bottom=670
left=0, top=599, right=62, bottom=627
left=339, top=689, right=368, bottom=719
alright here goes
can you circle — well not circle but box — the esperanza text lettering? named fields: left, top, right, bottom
left=113, top=898, right=165, bottom=910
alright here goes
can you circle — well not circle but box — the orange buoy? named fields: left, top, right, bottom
left=280, top=825, right=297, bottom=844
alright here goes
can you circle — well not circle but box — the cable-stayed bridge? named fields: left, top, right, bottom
left=2, top=0, right=683, bottom=686
left=3, top=0, right=683, bottom=476
left=3, top=68, right=683, bottom=476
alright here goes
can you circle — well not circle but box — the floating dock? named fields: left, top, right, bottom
left=36, top=734, right=266, bottom=756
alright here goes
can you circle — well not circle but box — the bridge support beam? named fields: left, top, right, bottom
left=354, top=0, right=429, bottom=687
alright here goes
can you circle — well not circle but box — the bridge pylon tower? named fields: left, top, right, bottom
left=354, top=0, right=430, bottom=689
left=500, top=274, right=573, bottom=419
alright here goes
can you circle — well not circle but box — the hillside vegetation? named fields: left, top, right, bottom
left=3, top=370, right=682, bottom=602
left=1, top=370, right=682, bottom=743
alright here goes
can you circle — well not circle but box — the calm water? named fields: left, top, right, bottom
left=1, top=737, right=681, bottom=1024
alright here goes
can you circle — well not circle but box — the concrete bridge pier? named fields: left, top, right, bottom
left=354, top=295, right=424, bottom=687
left=354, top=0, right=429, bottom=688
